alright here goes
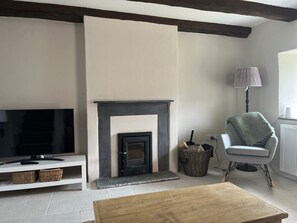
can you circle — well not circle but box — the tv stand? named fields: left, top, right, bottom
left=0, top=155, right=64, bottom=165
left=0, top=155, right=86, bottom=192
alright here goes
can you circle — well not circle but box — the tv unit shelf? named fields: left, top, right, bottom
left=0, top=155, right=86, bottom=192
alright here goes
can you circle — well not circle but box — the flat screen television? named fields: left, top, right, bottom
left=0, top=109, right=74, bottom=163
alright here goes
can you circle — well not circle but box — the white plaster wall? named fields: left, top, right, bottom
left=84, top=16, right=178, bottom=182
left=244, top=20, right=297, bottom=173
left=110, top=115, right=158, bottom=177
left=245, top=20, right=297, bottom=121
left=278, top=52, right=297, bottom=118
left=178, top=32, right=246, bottom=163
left=0, top=17, right=87, bottom=155
left=4, top=15, right=297, bottom=181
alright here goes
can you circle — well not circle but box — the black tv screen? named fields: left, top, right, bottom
left=0, top=109, right=75, bottom=158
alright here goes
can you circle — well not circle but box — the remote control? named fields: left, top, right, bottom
left=20, top=161, right=39, bottom=165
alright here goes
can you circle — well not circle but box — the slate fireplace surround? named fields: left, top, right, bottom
left=95, top=100, right=173, bottom=178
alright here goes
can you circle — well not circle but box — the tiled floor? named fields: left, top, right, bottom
left=1, top=166, right=297, bottom=223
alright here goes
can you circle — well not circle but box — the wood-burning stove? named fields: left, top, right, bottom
left=118, top=132, right=152, bottom=177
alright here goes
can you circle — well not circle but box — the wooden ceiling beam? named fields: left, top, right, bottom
left=127, top=0, right=297, bottom=22
left=0, top=0, right=251, bottom=38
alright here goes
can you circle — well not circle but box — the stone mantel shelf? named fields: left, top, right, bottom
left=94, top=100, right=174, bottom=104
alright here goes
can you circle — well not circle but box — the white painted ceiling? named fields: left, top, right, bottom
left=17, top=0, right=297, bottom=27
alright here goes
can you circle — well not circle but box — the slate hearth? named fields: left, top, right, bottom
left=96, top=171, right=179, bottom=189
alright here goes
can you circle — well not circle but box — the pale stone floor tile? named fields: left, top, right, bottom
left=0, top=189, right=53, bottom=221
left=105, top=185, right=134, bottom=199
left=79, top=209, right=95, bottom=223
left=1, top=166, right=297, bottom=222
left=47, top=189, right=108, bottom=215
left=130, top=182, right=160, bottom=195
left=147, top=180, right=182, bottom=192
left=0, top=211, right=80, bottom=223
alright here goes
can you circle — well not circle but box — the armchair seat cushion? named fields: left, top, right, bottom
left=226, top=145, right=269, bottom=157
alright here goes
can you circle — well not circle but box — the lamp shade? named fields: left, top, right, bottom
left=233, top=67, right=262, bottom=88
left=0, top=111, right=8, bottom=123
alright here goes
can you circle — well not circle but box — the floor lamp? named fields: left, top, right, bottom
left=233, top=67, right=262, bottom=172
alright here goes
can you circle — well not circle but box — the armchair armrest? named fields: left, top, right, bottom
left=221, top=133, right=231, bottom=149
left=265, top=134, right=278, bottom=160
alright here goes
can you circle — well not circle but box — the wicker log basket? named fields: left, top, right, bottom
left=12, top=171, right=37, bottom=184
left=39, top=169, right=63, bottom=182
left=178, top=144, right=213, bottom=177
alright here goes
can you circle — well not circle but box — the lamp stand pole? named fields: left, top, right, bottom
left=245, top=87, right=249, bottom=113
left=236, top=86, right=257, bottom=172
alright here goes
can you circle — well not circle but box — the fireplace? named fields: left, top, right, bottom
left=95, top=100, right=173, bottom=178
left=118, top=132, right=152, bottom=177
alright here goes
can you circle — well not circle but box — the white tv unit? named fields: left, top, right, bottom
left=0, top=155, right=86, bottom=192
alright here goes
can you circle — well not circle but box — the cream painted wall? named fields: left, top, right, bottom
left=178, top=32, right=246, bottom=162
left=3, top=15, right=297, bottom=181
left=278, top=52, right=297, bottom=118
left=245, top=20, right=297, bottom=121
left=245, top=20, right=297, bottom=174
left=0, top=17, right=87, bottom=155
left=84, top=16, right=178, bottom=182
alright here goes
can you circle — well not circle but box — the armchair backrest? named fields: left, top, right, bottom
left=226, top=123, right=245, bottom=146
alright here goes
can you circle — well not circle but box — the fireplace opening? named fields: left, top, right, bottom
left=118, top=132, right=152, bottom=177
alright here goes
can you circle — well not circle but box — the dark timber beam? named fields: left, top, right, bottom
left=0, top=0, right=251, bottom=38
left=127, top=0, right=297, bottom=22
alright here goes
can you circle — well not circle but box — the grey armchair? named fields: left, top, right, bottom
left=221, top=115, right=278, bottom=187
